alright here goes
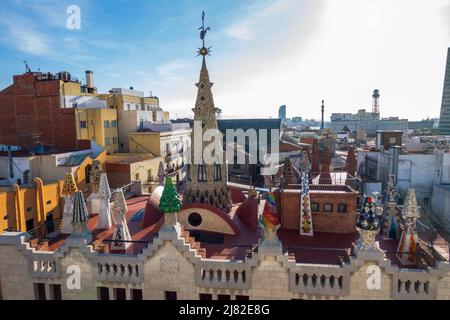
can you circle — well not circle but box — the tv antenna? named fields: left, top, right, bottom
left=23, top=60, right=31, bottom=73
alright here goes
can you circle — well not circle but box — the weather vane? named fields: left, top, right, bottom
left=197, top=11, right=212, bottom=56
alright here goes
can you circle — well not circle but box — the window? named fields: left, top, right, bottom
left=324, top=203, right=333, bottom=213
left=199, top=294, right=213, bottom=300
left=187, top=165, right=191, bottom=181
left=126, top=104, right=131, bottom=110
left=236, top=295, right=250, bottom=300
left=198, top=165, right=207, bottom=182
left=337, top=203, right=347, bottom=213
left=111, top=120, right=117, bottom=127
left=218, top=294, right=231, bottom=300
left=85, top=164, right=91, bottom=184
left=131, top=289, right=143, bottom=300
left=80, top=121, right=87, bottom=128
left=104, top=137, right=110, bottom=145
left=165, top=291, right=177, bottom=300
left=112, top=137, right=118, bottom=144
left=188, top=212, right=202, bottom=227
left=104, top=120, right=110, bottom=128
left=311, top=203, right=320, bottom=212
left=135, top=173, right=140, bottom=181
left=114, top=288, right=126, bottom=300
left=26, top=219, right=34, bottom=231
left=98, top=287, right=110, bottom=300
left=147, top=169, right=152, bottom=180
left=214, top=164, right=222, bottom=181
left=51, top=284, right=62, bottom=300
left=34, top=283, right=46, bottom=300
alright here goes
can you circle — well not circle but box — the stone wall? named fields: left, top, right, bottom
left=1, top=229, right=449, bottom=300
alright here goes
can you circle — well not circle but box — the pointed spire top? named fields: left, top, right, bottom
left=99, top=172, right=111, bottom=198
left=403, top=188, right=421, bottom=219
left=112, top=189, right=128, bottom=222
left=197, top=11, right=212, bottom=57
left=72, top=191, right=89, bottom=224
left=62, top=172, right=78, bottom=196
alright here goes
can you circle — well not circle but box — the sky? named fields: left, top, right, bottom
left=0, top=0, right=449, bottom=121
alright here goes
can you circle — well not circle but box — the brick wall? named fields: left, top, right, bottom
left=0, top=74, right=78, bottom=150
left=280, top=190, right=357, bottom=233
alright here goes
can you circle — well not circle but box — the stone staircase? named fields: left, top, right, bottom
left=179, top=225, right=206, bottom=258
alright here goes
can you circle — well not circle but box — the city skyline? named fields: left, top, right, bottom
left=0, top=0, right=449, bottom=121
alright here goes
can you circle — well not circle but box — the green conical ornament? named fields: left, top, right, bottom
left=159, top=176, right=182, bottom=213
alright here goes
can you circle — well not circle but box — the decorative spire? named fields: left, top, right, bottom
left=111, top=189, right=128, bottom=222
left=90, top=160, right=103, bottom=193
left=355, top=195, right=382, bottom=251
left=357, top=196, right=380, bottom=231
left=98, top=172, right=111, bottom=198
left=260, top=192, right=281, bottom=249
left=62, top=172, right=78, bottom=196
left=402, top=188, right=421, bottom=219
left=197, top=11, right=211, bottom=57
left=71, top=191, right=90, bottom=238
left=157, top=161, right=165, bottom=186
left=184, top=13, right=232, bottom=213
left=159, top=176, right=182, bottom=213
left=397, top=188, right=421, bottom=265
left=111, top=188, right=131, bottom=250
left=299, top=151, right=313, bottom=236
left=96, top=172, right=113, bottom=230
left=73, top=191, right=89, bottom=224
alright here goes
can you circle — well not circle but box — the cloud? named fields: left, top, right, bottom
left=223, top=0, right=301, bottom=41
left=156, top=60, right=190, bottom=81
left=0, top=17, right=51, bottom=55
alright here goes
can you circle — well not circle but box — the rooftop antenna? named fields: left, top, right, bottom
left=23, top=60, right=31, bottom=73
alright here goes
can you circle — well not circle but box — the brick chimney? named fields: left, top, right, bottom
left=311, top=139, right=320, bottom=174
left=346, top=147, right=357, bottom=176
left=319, top=146, right=331, bottom=184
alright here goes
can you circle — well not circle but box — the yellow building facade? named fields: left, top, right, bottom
left=60, top=80, right=119, bottom=154
left=0, top=151, right=107, bottom=233
left=75, top=108, right=119, bottom=154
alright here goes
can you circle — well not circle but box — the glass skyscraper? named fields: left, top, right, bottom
left=439, top=48, right=450, bottom=135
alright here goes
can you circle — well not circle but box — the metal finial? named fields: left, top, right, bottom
left=197, top=11, right=212, bottom=57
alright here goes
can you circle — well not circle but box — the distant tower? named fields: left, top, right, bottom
left=278, top=105, right=286, bottom=123
left=439, top=48, right=450, bottom=135
left=320, top=100, right=325, bottom=130
left=372, top=89, right=380, bottom=114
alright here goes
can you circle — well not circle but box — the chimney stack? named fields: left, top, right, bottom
left=85, top=70, right=94, bottom=88
left=311, top=139, right=320, bottom=174
left=346, top=147, right=357, bottom=176
left=319, top=146, right=331, bottom=184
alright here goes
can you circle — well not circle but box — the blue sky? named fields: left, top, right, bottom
left=0, top=0, right=449, bottom=120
